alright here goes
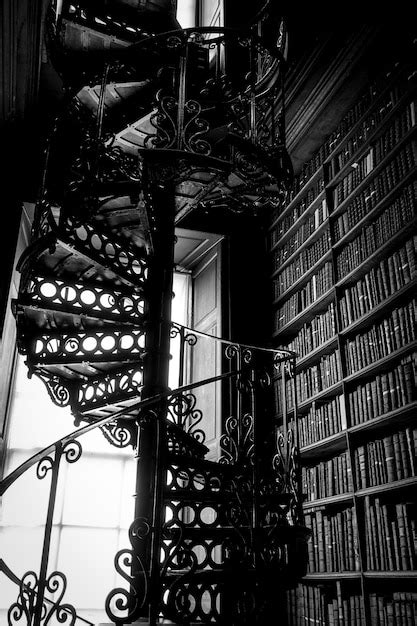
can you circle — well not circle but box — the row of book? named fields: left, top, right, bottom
left=335, top=180, right=417, bottom=279
left=302, top=451, right=353, bottom=501
left=327, top=90, right=403, bottom=181
left=273, top=229, right=331, bottom=296
left=347, top=353, right=416, bottom=425
left=369, top=593, right=417, bottom=625
left=373, top=101, right=416, bottom=164
left=286, top=64, right=405, bottom=207
left=364, top=497, right=417, bottom=571
left=272, top=198, right=329, bottom=265
left=332, top=148, right=374, bottom=208
left=277, top=61, right=409, bottom=217
left=270, top=175, right=325, bottom=242
left=286, top=584, right=365, bottom=626
left=273, top=263, right=333, bottom=331
left=354, top=427, right=417, bottom=488
left=344, top=299, right=416, bottom=375
left=294, top=349, right=342, bottom=407
left=334, top=107, right=415, bottom=209
left=299, top=396, right=346, bottom=448
left=282, top=303, right=336, bottom=359
left=304, top=507, right=360, bottom=572
left=333, top=145, right=417, bottom=241
left=299, top=56, right=413, bottom=200
left=339, top=236, right=417, bottom=329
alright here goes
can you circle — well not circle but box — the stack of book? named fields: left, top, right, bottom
left=364, top=496, right=417, bottom=570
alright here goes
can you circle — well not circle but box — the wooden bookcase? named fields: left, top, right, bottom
left=270, top=41, right=417, bottom=626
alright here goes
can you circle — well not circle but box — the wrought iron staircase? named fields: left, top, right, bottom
left=1, top=2, right=308, bottom=623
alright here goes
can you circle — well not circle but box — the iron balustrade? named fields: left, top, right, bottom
left=1, top=327, right=300, bottom=625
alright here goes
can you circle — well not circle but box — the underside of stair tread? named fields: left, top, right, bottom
left=14, top=298, right=144, bottom=331
left=166, top=454, right=235, bottom=473
left=162, top=488, right=232, bottom=503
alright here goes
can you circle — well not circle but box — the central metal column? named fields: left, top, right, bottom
left=133, top=158, right=176, bottom=623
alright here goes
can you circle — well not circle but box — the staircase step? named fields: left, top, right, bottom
left=60, top=218, right=148, bottom=288
left=17, top=232, right=145, bottom=292
left=26, top=328, right=145, bottom=366
left=15, top=275, right=145, bottom=331
left=76, top=364, right=144, bottom=416
left=166, top=454, right=234, bottom=472
left=163, top=488, right=232, bottom=503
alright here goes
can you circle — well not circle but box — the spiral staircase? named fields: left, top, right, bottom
left=1, top=2, right=308, bottom=624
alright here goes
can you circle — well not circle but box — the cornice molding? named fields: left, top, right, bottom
left=285, top=25, right=378, bottom=153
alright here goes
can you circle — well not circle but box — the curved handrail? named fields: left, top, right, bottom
left=0, top=369, right=240, bottom=497
left=170, top=320, right=296, bottom=360
left=0, top=322, right=295, bottom=496
left=117, top=26, right=285, bottom=103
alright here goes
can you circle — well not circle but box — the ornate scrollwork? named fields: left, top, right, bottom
left=77, top=366, right=144, bottom=412
left=27, top=276, right=145, bottom=324
left=30, top=329, right=146, bottom=364
left=167, top=393, right=205, bottom=443
left=8, top=570, right=77, bottom=626
left=62, top=440, right=83, bottom=464
left=147, top=90, right=212, bottom=156
left=220, top=413, right=254, bottom=466
left=62, top=218, right=148, bottom=286
left=36, top=456, right=54, bottom=480
left=106, top=518, right=151, bottom=623
left=37, top=373, right=71, bottom=408
left=100, top=420, right=137, bottom=449
left=8, top=571, right=37, bottom=625
left=272, top=426, right=300, bottom=524
left=169, top=322, right=198, bottom=347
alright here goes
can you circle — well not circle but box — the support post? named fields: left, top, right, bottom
left=133, top=158, right=176, bottom=623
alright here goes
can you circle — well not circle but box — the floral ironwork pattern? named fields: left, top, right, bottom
left=8, top=571, right=77, bottom=626
left=105, top=517, right=151, bottom=623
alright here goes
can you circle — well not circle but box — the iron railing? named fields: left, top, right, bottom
left=1, top=326, right=299, bottom=624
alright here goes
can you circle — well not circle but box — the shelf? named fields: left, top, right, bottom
left=363, top=571, right=417, bottom=579
left=298, top=381, right=344, bottom=413
left=270, top=193, right=327, bottom=254
left=356, top=476, right=417, bottom=498
left=332, top=166, right=417, bottom=250
left=330, top=125, right=417, bottom=221
left=272, top=249, right=332, bottom=302
left=326, top=91, right=416, bottom=190
left=302, top=572, right=361, bottom=581
left=269, top=168, right=324, bottom=233
left=303, top=492, right=353, bottom=511
left=274, top=380, right=344, bottom=423
left=339, top=278, right=417, bottom=336
left=335, top=215, right=417, bottom=288
left=343, top=340, right=417, bottom=384
left=296, top=336, right=339, bottom=371
left=273, top=288, right=335, bottom=339
left=271, top=218, right=330, bottom=276
left=298, top=403, right=416, bottom=459
left=349, top=402, right=417, bottom=436
left=301, top=430, right=347, bottom=460
left=322, top=68, right=413, bottom=175
left=274, top=68, right=411, bottom=240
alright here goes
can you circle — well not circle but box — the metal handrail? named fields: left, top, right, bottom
left=1, top=320, right=296, bottom=495
left=0, top=369, right=240, bottom=497
left=169, top=320, right=296, bottom=360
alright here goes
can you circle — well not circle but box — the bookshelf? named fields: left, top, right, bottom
left=269, top=44, right=417, bottom=626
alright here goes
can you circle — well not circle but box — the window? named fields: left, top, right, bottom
left=0, top=277, right=190, bottom=624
